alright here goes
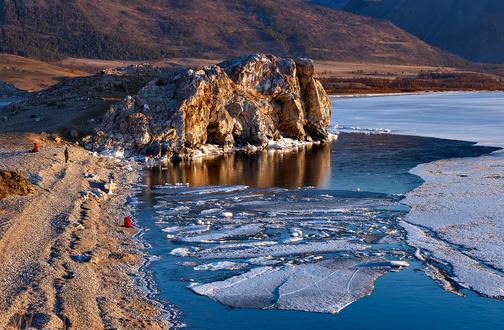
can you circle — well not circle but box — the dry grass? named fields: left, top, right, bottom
left=314, top=60, right=458, bottom=78
left=56, top=57, right=221, bottom=74
left=0, top=54, right=87, bottom=92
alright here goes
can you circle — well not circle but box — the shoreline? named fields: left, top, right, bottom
left=130, top=183, right=183, bottom=328
left=330, top=89, right=504, bottom=99
left=0, top=132, right=168, bottom=329
left=401, top=150, right=504, bottom=298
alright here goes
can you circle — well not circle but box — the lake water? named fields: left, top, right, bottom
left=0, top=98, right=19, bottom=108
left=137, top=92, right=504, bottom=329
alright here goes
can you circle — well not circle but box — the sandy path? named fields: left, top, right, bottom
left=0, top=133, right=167, bottom=329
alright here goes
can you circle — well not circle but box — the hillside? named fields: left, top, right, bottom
left=0, top=0, right=462, bottom=66
left=0, top=54, right=87, bottom=91
left=343, top=0, right=504, bottom=64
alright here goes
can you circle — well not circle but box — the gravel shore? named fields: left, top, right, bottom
left=0, top=132, right=168, bottom=329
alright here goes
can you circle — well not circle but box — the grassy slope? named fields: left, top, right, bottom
left=0, top=54, right=87, bottom=91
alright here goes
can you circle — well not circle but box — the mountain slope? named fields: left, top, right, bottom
left=0, top=0, right=462, bottom=66
left=343, top=0, right=504, bottom=64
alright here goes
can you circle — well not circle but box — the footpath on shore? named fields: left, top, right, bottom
left=0, top=133, right=167, bottom=329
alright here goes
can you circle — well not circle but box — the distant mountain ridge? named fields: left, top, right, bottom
left=0, top=0, right=463, bottom=66
left=342, top=0, right=504, bottom=64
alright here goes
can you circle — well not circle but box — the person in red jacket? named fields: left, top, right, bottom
left=123, top=216, right=133, bottom=228
left=32, top=143, right=39, bottom=153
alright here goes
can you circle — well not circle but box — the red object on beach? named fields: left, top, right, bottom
left=123, top=216, right=133, bottom=228
left=32, top=143, right=39, bottom=153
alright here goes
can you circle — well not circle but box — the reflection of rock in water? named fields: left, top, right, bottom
left=147, top=143, right=331, bottom=188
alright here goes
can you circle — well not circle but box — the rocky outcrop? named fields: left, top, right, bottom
left=88, top=54, right=331, bottom=158
left=0, top=170, right=34, bottom=200
left=1, top=65, right=161, bottom=135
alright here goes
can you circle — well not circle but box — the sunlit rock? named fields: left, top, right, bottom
left=91, top=54, right=331, bottom=158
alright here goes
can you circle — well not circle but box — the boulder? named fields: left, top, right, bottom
left=91, top=54, right=332, bottom=158
left=0, top=170, right=34, bottom=200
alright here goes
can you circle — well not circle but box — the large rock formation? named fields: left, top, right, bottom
left=88, top=54, right=331, bottom=158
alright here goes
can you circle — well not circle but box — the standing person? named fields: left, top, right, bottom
left=64, top=147, right=69, bottom=163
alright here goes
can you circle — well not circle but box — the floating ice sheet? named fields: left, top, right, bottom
left=402, top=151, right=504, bottom=298
left=181, top=224, right=264, bottom=243
left=162, top=225, right=210, bottom=235
left=190, top=258, right=388, bottom=313
left=194, top=261, right=248, bottom=271
left=195, top=240, right=368, bottom=259
left=402, top=221, right=504, bottom=298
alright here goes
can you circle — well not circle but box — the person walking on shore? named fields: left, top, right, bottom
left=64, top=147, right=69, bottom=163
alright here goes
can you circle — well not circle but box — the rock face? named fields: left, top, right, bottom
left=89, top=54, right=331, bottom=158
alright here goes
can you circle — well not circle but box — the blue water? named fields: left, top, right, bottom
left=137, top=131, right=503, bottom=329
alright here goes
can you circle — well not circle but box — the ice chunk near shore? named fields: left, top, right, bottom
left=183, top=185, right=248, bottom=195
left=181, top=224, right=264, bottom=243
left=194, top=261, right=248, bottom=271
left=170, top=247, right=198, bottom=257
left=402, top=152, right=504, bottom=297
left=266, top=137, right=307, bottom=150
left=162, top=225, right=210, bottom=235
left=200, top=208, right=222, bottom=216
left=401, top=221, right=504, bottom=298
left=190, top=258, right=388, bottom=313
left=196, top=239, right=367, bottom=259
left=247, top=256, right=281, bottom=266
left=389, top=260, right=410, bottom=268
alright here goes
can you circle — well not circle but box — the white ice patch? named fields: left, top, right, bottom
left=330, top=92, right=504, bottom=147
left=401, top=221, right=504, bottom=298
left=184, top=186, right=249, bottom=195
left=196, top=239, right=367, bottom=259
left=190, top=258, right=388, bottom=314
left=181, top=224, right=264, bottom=243
left=200, top=208, right=223, bottom=216
left=170, top=248, right=193, bottom=257
left=247, top=256, right=281, bottom=266
left=194, top=261, right=248, bottom=271
left=401, top=150, right=504, bottom=298
left=162, top=225, right=211, bottom=235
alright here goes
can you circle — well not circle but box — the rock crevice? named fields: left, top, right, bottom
left=89, top=54, right=331, bottom=158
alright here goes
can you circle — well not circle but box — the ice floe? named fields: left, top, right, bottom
left=162, top=225, right=211, bottom=235
left=195, top=240, right=367, bottom=259
left=181, top=224, right=264, bottom=243
left=152, top=182, right=410, bottom=314
left=190, top=258, right=388, bottom=313
left=194, top=261, right=248, bottom=271
left=402, top=221, right=504, bottom=298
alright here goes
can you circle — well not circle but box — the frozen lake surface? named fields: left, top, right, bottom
left=331, top=92, right=504, bottom=147
left=138, top=92, right=504, bottom=329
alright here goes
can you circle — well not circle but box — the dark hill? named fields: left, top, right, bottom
left=343, top=0, right=504, bottom=64
left=0, top=0, right=462, bottom=66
